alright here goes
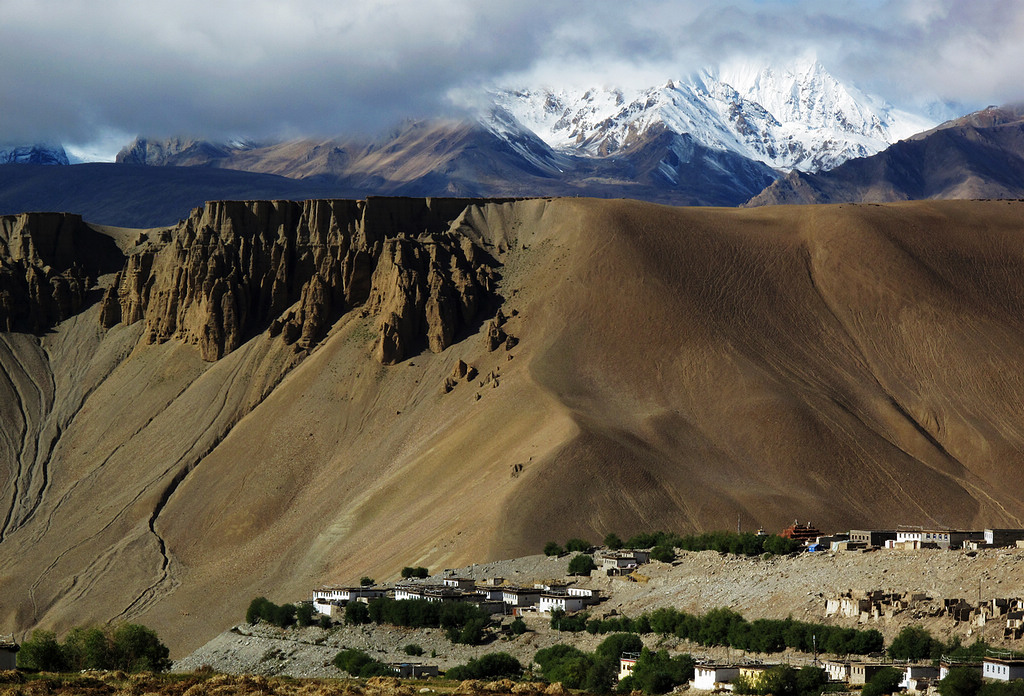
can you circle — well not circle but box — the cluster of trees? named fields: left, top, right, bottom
left=552, top=606, right=883, bottom=656
left=346, top=597, right=489, bottom=644
left=535, top=634, right=693, bottom=694
left=544, top=538, right=592, bottom=556
left=888, top=627, right=993, bottom=662
left=447, top=653, right=523, bottom=680
left=246, top=597, right=330, bottom=629
left=568, top=553, right=597, bottom=576
left=17, top=624, right=170, bottom=673
left=733, top=665, right=830, bottom=696
left=401, top=566, right=429, bottom=579
left=332, top=648, right=393, bottom=677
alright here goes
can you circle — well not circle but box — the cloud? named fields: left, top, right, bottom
left=1, top=0, right=1022, bottom=152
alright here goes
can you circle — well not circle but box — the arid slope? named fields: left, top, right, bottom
left=3, top=198, right=1024, bottom=658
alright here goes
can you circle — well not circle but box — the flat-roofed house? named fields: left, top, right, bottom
left=619, top=652, right=640, bottom=681
left=850, top=663, right=889, bottom=685
left=502, top=586, right=541, bottom=607
left=538, top=593, right=587, bottom=613
left=985, top=530, right=1024, bottom=548
left=983, top=657, right=1024, bottom=681
left=691, top=665, right=740, bottom=691
left=823, top=661, right=850, bottom=683
left=313, top=586, right=385, bottom=615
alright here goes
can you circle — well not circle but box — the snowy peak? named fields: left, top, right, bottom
left=482, top=60, right=935, bottom=173
left=0, top=144, right=69, bottom=165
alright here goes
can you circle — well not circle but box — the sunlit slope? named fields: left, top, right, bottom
left=3, top=198, right=1024, bottom=657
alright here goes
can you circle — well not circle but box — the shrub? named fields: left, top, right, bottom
left=568, top=553, right=597, bottom=576
left=544, top=541, right=564, bottom=556
left=334, top=648, right=391, bottom=677
left=510, top=617, right=527, bottom=635
left=604, top=533, right=623, bottom=550
left=108, top=623, right=171, bottom=672
left=566, top=538, right=592, bottom=553
left=404, top=643, right=424, bottom=656
left=401, top=566, right=428, bottom=579
left=447, top=652, right=523, bottom=680
left=318, top=615, right=332, bottom=629
left=360, top=576, right=375, bottom=586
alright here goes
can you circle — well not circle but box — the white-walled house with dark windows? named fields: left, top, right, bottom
left=983, top=657, right=1024, bottom=681
left=312, top=586, right=384, bottom=616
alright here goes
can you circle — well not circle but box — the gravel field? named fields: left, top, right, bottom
left=174, top=547, right=1024, bottom=677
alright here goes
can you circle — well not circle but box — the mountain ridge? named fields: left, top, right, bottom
left=5, top=197, right=1024, bottom=656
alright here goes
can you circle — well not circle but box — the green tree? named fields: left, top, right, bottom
left=346, top=601, right=370, bottom=625
left=296, top=603, right=316, bottom=626
left=938, top=667, right=983, bottom=696
left=510, top=617, right=527, bottom=635
left=604, top=533, right=624, bottom=550
left=651, top=545, right=675, bottom=563
left=595, top=633, right=644, bottom=661
left=401, top=566, right=428, bottom=579
left=109, top=623, right=171, bottom=672
left=246, top=596, right=273, bottom=625
left=888, top=626, right=942, bottom=660
left=318, top=615, right=332, bottom=629
left=862, top=667, right=905, bottom=696
left=404, top=643, right=424, bottom=656
left=566, top=538, right=592, bottom=553
left=62, top=626, right=110, bottom=671
left=16, top=629, right=66, bottom=671
left=360, top=576, right=375, bottom=586
left=544, top=541, right=564, bottom=556
left=568, top=553, right=598, bottom=576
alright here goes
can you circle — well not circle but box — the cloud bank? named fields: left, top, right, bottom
left=1, top=0, right=1022, bottom=153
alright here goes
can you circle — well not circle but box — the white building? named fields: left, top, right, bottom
left=312, top=586, right=384, bottom=615
left=983, top=657, right=1024, bottom=681
left=443, top=577, right=476, bottom=590
left=619, top=653, right=640, bottom=681
left=895, top=529, right=983, bottom=550
left=502, top=587, right=541, bottom=607
left=940, top=662, right=981, bottom=681
left=691, top=665, right=740, bottom=691
left=538, top=593, right=587, bottom=614
left=823, top=661, right=850, bottom=683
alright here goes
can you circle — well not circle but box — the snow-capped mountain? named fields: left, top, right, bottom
left=0, top=144, right=69, bottom=165
left=483, top=59, right=934, bottom=173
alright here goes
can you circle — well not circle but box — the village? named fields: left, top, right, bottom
left=301, top=525, right=1024, bottom=691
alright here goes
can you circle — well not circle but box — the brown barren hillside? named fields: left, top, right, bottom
left=3, top=198, right=1024, bottom=657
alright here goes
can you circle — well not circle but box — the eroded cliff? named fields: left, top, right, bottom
left=98, top=197, right=505, bottom=363
left=0, top=213, right=122, bottom=332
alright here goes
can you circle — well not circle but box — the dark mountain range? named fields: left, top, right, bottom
left=0, top=121, right=777, bottom=228
left=745, top=105, right=1024, bottom=206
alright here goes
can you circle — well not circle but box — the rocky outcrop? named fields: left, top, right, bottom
left=367, top=233, right=499, bottom=364
left=100, top=197, right=502, bottom=362
left=0, top=212, right=122, bottom=331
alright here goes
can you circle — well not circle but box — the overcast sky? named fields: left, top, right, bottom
left=2, top=0, right=1022, bottom=159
